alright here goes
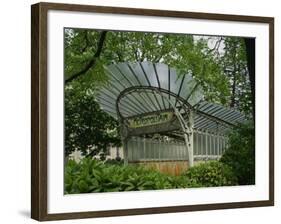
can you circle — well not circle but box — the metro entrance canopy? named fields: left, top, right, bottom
left=96, top=62, right=246, bottom=166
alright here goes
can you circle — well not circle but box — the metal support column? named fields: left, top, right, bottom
left=123, top=138, right=128, bottom=165
left=187, top=110, right=194, bottom=167
left=157, top=90, right=194, bottom=167
left=119, top=123, right=129, bottom=165
left=171, top=106, right=194, bottom=167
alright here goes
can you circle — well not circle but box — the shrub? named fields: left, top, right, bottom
left=183, top=161, right=238, bottom=187
left=220, top=122, right=255, bottom=185
left=65, top=158, right=240, bottom=194
left=64, top=158, right=190, bottom=194
left=104, top=158, right=124, bottom=165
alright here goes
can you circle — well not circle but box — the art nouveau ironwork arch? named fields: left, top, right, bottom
left=96, top=62, right=246, bottom=166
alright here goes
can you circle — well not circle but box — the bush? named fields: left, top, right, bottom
left=104, top=158, right=124, bottom=165
left=65, top=158, right=190, bottom=194
left=220, top=122, right=255, bottom=185
left=183, top=161, right=238, bottom=187
left=65, top=158, right=240, bottom=194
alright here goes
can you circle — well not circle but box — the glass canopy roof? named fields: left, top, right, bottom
left=96, top=62, right=246, bottom=134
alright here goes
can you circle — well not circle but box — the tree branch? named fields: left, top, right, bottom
left=208, top=37, right=223, bottom=55
left=65, top=31, right=108, bottom=84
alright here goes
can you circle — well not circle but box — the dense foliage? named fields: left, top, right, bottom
left=65, top=82, right=121, bottom=157
left=65, top=158, right=239, bottom=194
left=218, top=38, right=253, bottom=115
left=220, top=122, right=255, bottom=185
left=64, top=158, right=192, bottom=194
left=183, top=161, right=238, bottom=187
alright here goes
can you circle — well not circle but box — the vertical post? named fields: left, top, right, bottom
left=196, top=132, right=199, bottom=155
left=187, top=110, right=194, bottom=167
left=205, top=131, right=208, bottom=160
left=216, top=135, right=219, bottom=159
left=208, top=133, right=211, bottom=158
left=220, top=137, right=222, bottom=154
left=199, top=132, right=202, bottom=158
left=123, top=137, right=128, bottom=165
left=159, top=139, right=161, bottom=160
left=194, top=131, right=197, bottom=156
left=219, top=135, right=221, bottom=156
left=222, top=137, right=225, bottom=153
left=213, top=134, right=215, bottom=158
left=143, top=137, right=146, bottom=162
left=116, top=147, right=119, bottom=158
left=120, top=123, right=129, bottom=166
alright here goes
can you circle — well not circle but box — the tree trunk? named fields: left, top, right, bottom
left=230, top=70, right=237, bottom=108
left=244, top=38, right=255, bottom=121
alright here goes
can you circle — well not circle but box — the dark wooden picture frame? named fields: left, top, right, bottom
left=31, top=2, right=274, bottom=221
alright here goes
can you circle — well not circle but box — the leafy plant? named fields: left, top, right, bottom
left=64, top=158, right=190, bottom=194
left=220, top=122, right=255, bottom=185
left=65, top=158, right=240, bottom=194
left=183, top=161, right=238, bottom=187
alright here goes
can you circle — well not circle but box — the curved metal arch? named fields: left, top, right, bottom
left=116, top=86, right=193, bottom=120
left=116, top=86, right=195, bottom=166
left=115, top=85, right=237, bottom=132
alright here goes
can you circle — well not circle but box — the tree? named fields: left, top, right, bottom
left=217, top=37, right=253, bottom=116
left=65, top=82, right=121, bottom=157
left=220, top=122, right=255, bottom=185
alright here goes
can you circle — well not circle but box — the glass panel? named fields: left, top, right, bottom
left=116, top=63, right=140, bottom=86
left=130, top=92, right=155, bottom=113
left=179, top=74, right=195, bottom=98
left=202, top=133, right=207, bottom=155
left=119, top=106, right=134, bottom=117
left=188, top=85, right=204, bottom=106
left=169, top=67, right=182, bottom=95
left=154, top=92, right=166, bottom=110
left=119, top=94, right=149, bottom=116
left=140, top=61, right=159, bottom=87
left=166, top=94, right=177, bottom=108
left=139, top=91, right=159, bottom=112
left=159, top=92, right=170, bottom=109
left=129, top=62, right=150, bottom=86
left=219, top=136, right=222, bottom=155
left=155, top=63, right=169, bottom=90
left=146, top=91, right=161, bottom=111
left=119, top=97, right=147, bottom=115
left=96, top=91, right=116, bottom=105
left=212, top=135, right=216, bottom=155
left=98, top=88, right=119, bottom=104
left=127, top=140, right=133, bottom=161
left=208, top=135, right=211, bottom=156
left=194, top=132, right=198, bottom=155
left=210, top=135, right=213, bottom=155
left=105, top=65, right=132, bottom=89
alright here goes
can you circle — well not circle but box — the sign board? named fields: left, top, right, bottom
left=128, top=112, right=174, bottom=128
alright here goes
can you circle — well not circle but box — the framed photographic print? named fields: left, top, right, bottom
left=31, top=2, right=274, bottom=221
